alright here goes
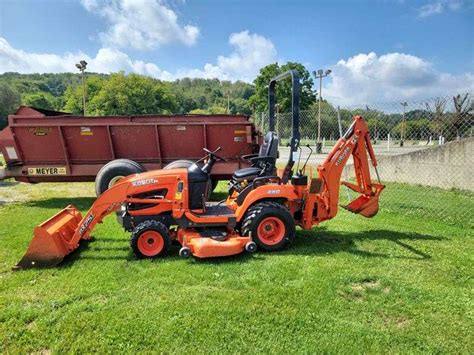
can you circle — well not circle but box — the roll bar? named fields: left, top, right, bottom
left=268, top=70, right=301, bottom=183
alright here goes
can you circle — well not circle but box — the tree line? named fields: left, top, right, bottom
left=0, top=65, right=471, bottom=142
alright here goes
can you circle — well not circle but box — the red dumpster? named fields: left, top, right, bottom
left=0, top=107, right=260, bottom=188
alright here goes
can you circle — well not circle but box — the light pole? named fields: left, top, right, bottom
left=400, top=101, right=407, bottom=147
left=227, top=90, right=232, bottom=113
left=312, top=69, right=332, bottom=153
left=75, top=60, right=88, bottom=116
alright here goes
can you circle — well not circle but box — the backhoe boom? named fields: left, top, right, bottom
left=302, top=115, right=384, bottom=228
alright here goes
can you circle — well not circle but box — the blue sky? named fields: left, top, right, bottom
left=0, top=0, right=473, bottom=103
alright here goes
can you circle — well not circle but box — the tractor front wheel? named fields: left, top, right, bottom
left=241, top=201, right=295, bottom=251
left=131, top=220, right=171, bottom=259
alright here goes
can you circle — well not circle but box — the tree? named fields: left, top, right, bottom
left=451, top=93, right=473, bottom=140
left=208, top=105, right=227, bottom=114
left=231, top=98, right=252, bottom=115
left=249, top=62, right=316, bottom=113
left=22, top=92, right=55, bottom=110
left=188, top=108, right=208, bottom=114
left=425, top=97, right=447, bottom=138
left=307, top=101, right=339, bottom=140
left=0, top=83, right=21, bottom=128
left=89, top=73, right=176, bottom=115
left=1, top=72, right=257, bottom=116
left=64, top=75, right=106, bottom=114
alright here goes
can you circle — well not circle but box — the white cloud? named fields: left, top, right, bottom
left=80, top=0, right=199, bottom=50
left=0, top=31, right=276, bottom=82
left=417, top=0, right=464, bottom=18
left=324, top=52, right=474, bottom=105
left=418, top=2, right=444, bottom=17
left=176, top=31, right=278, bottom=81
left=0, top=37, right=172, bottom=79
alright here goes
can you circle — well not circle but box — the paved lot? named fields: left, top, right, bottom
left=277, top=143, right=432, bottom=166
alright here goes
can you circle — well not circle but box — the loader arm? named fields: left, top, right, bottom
left=15, top=176, right=173, bottom=269
left=310, top=115, right=384, bottom=224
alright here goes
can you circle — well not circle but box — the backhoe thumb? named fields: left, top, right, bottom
left=14, top=205, right=83, bottom=269
left=342, top=183, right=385, bottom=218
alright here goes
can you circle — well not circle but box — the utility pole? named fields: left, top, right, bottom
left=312, top=69, right=332, bottom=153
left=400, top=101, right=407, bottom=147
left=75, top=60, right=88, bottom=116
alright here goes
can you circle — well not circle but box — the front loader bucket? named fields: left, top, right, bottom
left=15, top=205, right=83, bottom=269
left=342, top=183, right=385, bottom=218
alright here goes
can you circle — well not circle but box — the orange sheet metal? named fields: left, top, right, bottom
left=14, top=205, right=82, bottom=269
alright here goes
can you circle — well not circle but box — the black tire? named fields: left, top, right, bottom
left=130, top=220, right=171, bottom=259
left=241, top=201, right=295, bottom=251
left=95, top=159, right=145, bottom=196
left=163, top=160, right=195, bottom=170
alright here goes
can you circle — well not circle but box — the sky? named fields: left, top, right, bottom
left=0, top=0, right=473, bottom=104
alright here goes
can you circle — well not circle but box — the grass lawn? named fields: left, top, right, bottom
left=0, top=180, right=472, bottom=353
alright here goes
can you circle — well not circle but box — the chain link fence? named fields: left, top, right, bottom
left=252, top=94, right=473, bottom=225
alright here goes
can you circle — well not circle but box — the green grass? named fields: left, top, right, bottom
left=0, top=180, right=473, bottom=353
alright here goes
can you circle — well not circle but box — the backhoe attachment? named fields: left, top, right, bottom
left=339, top=116, right=385, bottom=217
left=316, top=115, right=385, bottom=220
left=342, top=181, right=385, bottom=217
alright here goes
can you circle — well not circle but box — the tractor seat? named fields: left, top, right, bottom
left=232, top=167, right=261, bottom=180
left=232, top=131, right=279, bottom=183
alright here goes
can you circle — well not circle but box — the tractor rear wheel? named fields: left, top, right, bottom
left=95, top=159, right=145, bottom=196
left=163, top=159, right=195, bottom=170
left=164, top=159, right=218, bottom=196
left=131, top=220, right=171, bottom=259
left=241, top=201, right=295, bottom=251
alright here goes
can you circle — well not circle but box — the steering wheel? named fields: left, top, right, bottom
left=203, top=147, right=227, bottom=162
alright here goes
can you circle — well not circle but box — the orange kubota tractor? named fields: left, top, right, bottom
left=15, top=71, right=384, bottom=269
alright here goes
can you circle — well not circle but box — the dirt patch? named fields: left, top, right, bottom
left=384, top=316, right=411, bottom=329
left=351, top=278, right=380, bottom=292
left=26, top=320, right=37, bottom=331
left=32, top=349, right=52, bottom=355
left=340, top=278, right=386, bottom=302
left=0, top=196, right=29, bottom=206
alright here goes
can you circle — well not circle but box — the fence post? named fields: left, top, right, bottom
left=337, top=106, right=342, bottom=137
left=387, top=133, right=390, bottom=152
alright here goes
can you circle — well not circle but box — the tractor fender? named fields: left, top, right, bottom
left=234, top=184, right=298, bottom=222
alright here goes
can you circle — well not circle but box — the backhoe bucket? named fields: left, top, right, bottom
left=342, top=184, right=385, bottom=218
left=15, top=205, right=83, bottom=269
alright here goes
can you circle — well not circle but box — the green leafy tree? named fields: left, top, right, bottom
left=88, top=73, right=176, bottom=115
left=22, top=92, right=56, bottom=110
left=188, top=108, right=209, bottom=114
left=208, top=105, right=227, bottom=114
left=64, top=75, right=106, bottom=114
left=231, top=98, right=252, bottom=115
left=249, top=62, right=316, bottom=113
left=0, top=83, right=21, bottom=128
left=302, top=101, right=339, bottom=140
